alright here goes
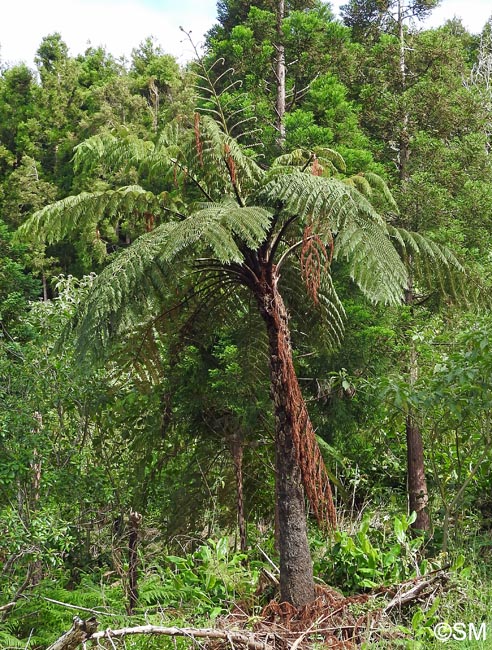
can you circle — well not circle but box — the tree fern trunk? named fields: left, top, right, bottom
left=406, top=411, right=430, bottom=531
left=256, top=269, right=336, bottom=606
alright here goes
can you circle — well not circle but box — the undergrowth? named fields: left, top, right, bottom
left=1, top=524, right=492, bottom=648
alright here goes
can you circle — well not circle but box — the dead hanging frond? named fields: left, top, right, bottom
left=271, top=296, right=337, bottom=529
left=224, top=143, right=237, bottom=185
left=300, top=225, right=333, bottom=304
left=144, top=212, right=155, bottom=232
left=311, top=155, right=323, bottom=177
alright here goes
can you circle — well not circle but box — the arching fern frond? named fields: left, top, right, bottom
left=271, top=147, right=346, bottom=176
left=73, top=132, right=154, bottom=177
left=362, top=172, right=399, bottom=211
left=262, top=171, right=387, bottom=235
left=260, top=171, right=409, bottom=304
left=18, top=185, right=165, bottom=244
left=388, top=226, right=467, bottom=299
left=68, top=202, right=272, bottom=360
left=335, top=220, right=408, bottom=305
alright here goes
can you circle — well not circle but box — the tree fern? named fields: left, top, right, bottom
left=19, top=111, right=473, bottom=604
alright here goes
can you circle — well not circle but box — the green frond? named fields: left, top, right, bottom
left=344, top=173, right=398, bottom=213
left=271, top=147, right=346, bottom=175
left=345, top=174, right=373, bottom=197
left=316, top=273, right=346, bottom=348
left=361, top=172, right=399, bottom=211
left=335, top=221, right=408, bottom=305
left=18, top=185, right=163, bottom=245
left=363, top=172, right=398, bottom=210
left=69, top=202, right=271, bottom=359
left=272, top=149, right=312, bottom=168
left=388, top=226, right=467, bottom=299
left=313, top=147, right=347, bottom=174
left=262, top=172, right=386, bottom=235
left=73, top=132, right=154, bottom=176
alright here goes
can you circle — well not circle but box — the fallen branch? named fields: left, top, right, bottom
left=40, top=596, right=117, bottom=618
left=0, top=601, right=16, bottom=613
left=90, top=624, right=273, bottom=649
left=47, top=616, right=98, bottom=650
left=384, top=570, right=449, bottom=613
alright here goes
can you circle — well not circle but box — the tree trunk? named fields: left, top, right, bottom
left=275, top=0, right=286, bottom=146
left=256, top=268, right=336, bottom=606
left=127, top=510, right=142, bottom=615
left=46, top=616, right=98, bottom=650
left=406, top=412, right=430, bottom=531
left=231, top=433, right=247, bottom=552
left=397, top=4, right=429, bottom=533
left=405, top=288, right=430, bottom=532
left=398, top=0, right=410, bottom=183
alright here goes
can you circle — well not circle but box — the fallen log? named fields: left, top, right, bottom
left=384, top=570, right=450, bottom=613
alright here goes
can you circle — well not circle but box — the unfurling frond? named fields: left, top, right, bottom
left=190, top=115, right=264, bottom=196
left=18, top=185, right=164, bottom=244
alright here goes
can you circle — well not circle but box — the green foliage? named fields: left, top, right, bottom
left=314, top=513, right=425, bottom=593
left=142, top=537, right=259, bottom=618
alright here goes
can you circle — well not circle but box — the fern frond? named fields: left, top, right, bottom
left=362, top=172, right=399, bottom=211
left=281, top=258, right=346, bottom=351
left=69, top=203, right=271, bottom=359
left=271, top=147, right=346, bottom=175
left=388, top=226, right=467, bottom=299
left=73, top=132, right=154, bottom=176
left=18, top=185, right=164, bottom=244
left=262, top=172, right=387, bottom=235
left=314, top=147, right=347, bottom=174
left=335, top=221, right=408, bottom=305
left=191, top=115, right=264, bottom=197
left=261, top=172, right=408, bottom=304
left=345, top=174, right=373, bottom=197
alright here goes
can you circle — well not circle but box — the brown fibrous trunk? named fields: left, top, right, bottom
left=256, top=266, right=336, bottom=606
